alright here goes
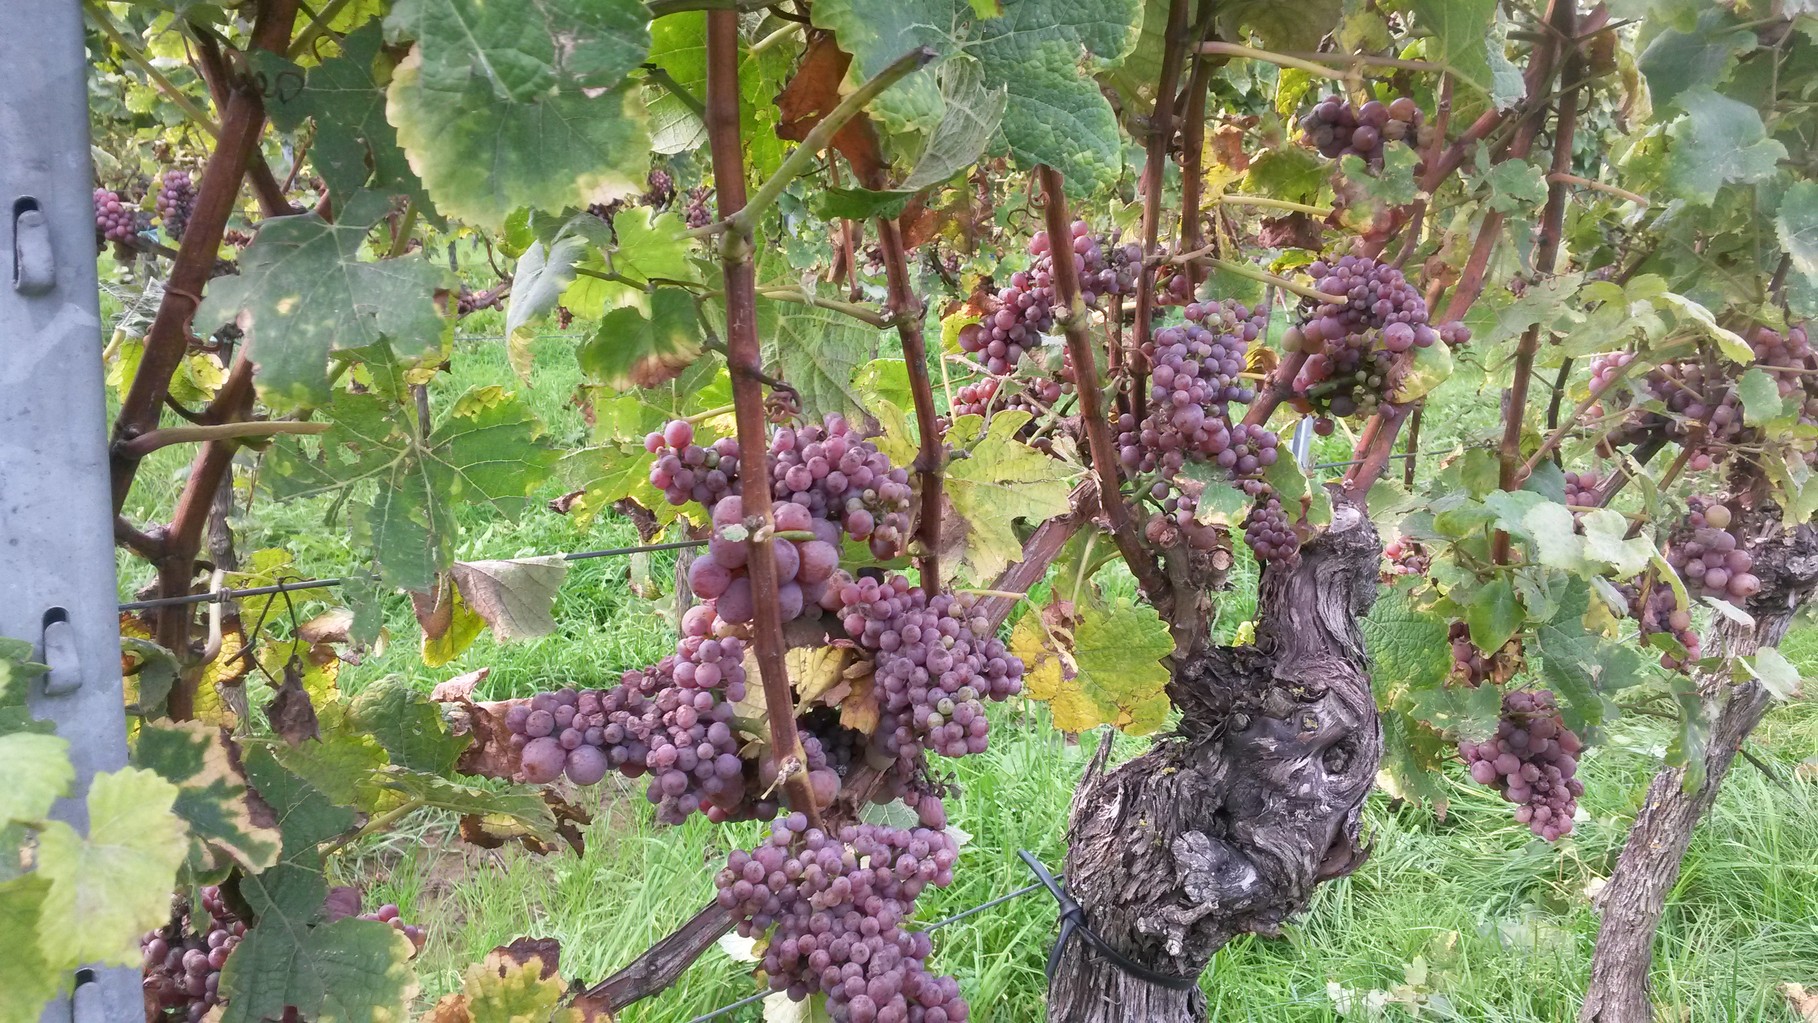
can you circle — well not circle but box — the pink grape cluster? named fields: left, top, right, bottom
left=155, top=169, right=197, bottom=241
left=357, top=903, right=428, bottom=954
left=1241, top=492, right=1299, bottom=563
left=1284, top=255, right=1443, bottom=422
left=1628, top=578, right=1701, bottom=670
left=693, top=495, right=843, bottom=625
left=647, top=419, right=741, bottom=507
left=948, top=374, right=1065, bottom=421
left=1116, top=300, right=1274, bottom=477
left=1448, top=621, right=1494, bottom=686
left=1607, top=360, right=1745, bottom=470
left=142, top=886, right=243, bottom=1023
left=825, top=573, right=1023, bottom=762
left=94, top=187, right=141, bottom=244
left=1299, top=96, right=1425, bottom=167
left=1563, top=470, right=1601, bottom=508
left=955, top=221, right=1139, bottom=374
left=1459, top=689, right=1584, bottom=841
left=1381, top=536, right=1429, bottom=579
left=1665, top=497, right=1760, bottom=603
left=716, top=816, right=966, bottom=1023
left=770, top=415, right=913, bottom=560
left=1143, top=487, right=1231, bottom=552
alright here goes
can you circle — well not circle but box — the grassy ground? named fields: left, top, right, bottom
left=107, top=318, right=1818, bottom=1022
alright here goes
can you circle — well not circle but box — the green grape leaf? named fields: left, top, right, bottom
left=1745, top=647, right=1801, bottom=701
left=1264, top=452, right=1331, bottom=527
left=1402, top=0, right=1520, bottom=106
left=0, top=733, right=71, bottom=825
left=943, top=411, right=1078, bottom=581
left=383, top=0, right=651, bottom=227
left=1535, top=579, right=1645, bottom=729
left=613, top=209, right=699, bottom=286
left=578, top=290, right=705, bottom=392
left=36, top=767, right=188, bottom=967
left=132, top=722, right=282, bottom=874
left=1522, top=501, right=1583, bottom=571
left=642, top=13, right=789, bottom=176
left=760, top=302, right=880, bottom=426
left=900, top=56, right=1007, bottom=190
left=813, top=0, right=1142, bottom=196
left=1579, top=508, right=1654, bottom=578
left=1176, top=470, right=1250, bottom=527
left=267, top=387, right=559, bottom=590
left=1737, top=366, right=1787, bottom=426
left=1663, top=672, right=1708, bottom=791
left=0, top=877, right=59, bottom=1022
left=242, top=747, right=356, bottom=856
left=221, top=918, right=418, bottom=1023
left=1362, top=587, right=1453, bottom=696
left=1240, top=147, right=1327, bottom=206
left=1659, top=291, right=1755, bottom=362
left=813, top=188, right=917, bottom=221
left=1375, top=703, right=1453, bottom=812
left=378, top=769, right=561, bottom=845
left=505, top=219, right=608, bottom=376
left=1465, top=576, right=1523, bottom=655
left=1778, top=180, right=1818, bottom=298
left=1013, top=599, right=1173, bottom=734
left=348, top=676, right=471, bottom=776
left=1403, top=676, right=1504, bottom=742
left=854, top=358, right=916, bottom=417
left=253, top=24, right=428, bottom=208
left=1476, top=157, right=1548, bottom=215
left=1664, top=87, right=1787, bottom=202
left=1637, top=7, right=1755, bottom=112
left=271, top=707, right=392, bottom=811
left=1218, top=0, right=1342, bottom=51
left=449, top=557, right=569, bottom=642
left=196, top=192, right=450, bottom=409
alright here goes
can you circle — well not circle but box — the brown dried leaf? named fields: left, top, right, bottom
left=298, top=608, right=354, bottom=645
left=774, top=31, right=887, bottom=187
left=837, top=666, right=881, bottom=736
left=449, top=698, right=524, bottom=781
left=265, top=658, right=321, bottom=745
left=1256, top=212, right=1326, bottom=251
left=412, top=576, right=457, bottom=642
left=491, top=937, right=562, bottom=980
left=1781, top=983, right=1818, bottom=1023
left=432, top=666, right=491, bottom=703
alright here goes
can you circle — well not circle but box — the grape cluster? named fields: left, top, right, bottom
left=682, top=186, right=714, bottom=229
left=94, top=187, right=141, bottom=244
left=1448, top=621, right=1494, bottom=687
left=155, top=169, right=197, bottom=241
left=1748, top=323, right=1818, bottom=437
left=647, top=419, right=740, bottom=508
left=948, top=374, right=1064, bottom=421
left=358, top=903, right=428, bottom=954
left=716, top=816, right=965, bottom=1023
left=1563, top=470, right=1602, bottom=508
left=1381, top=536, right=1429, bottom=579
left=1607, top=360, right=1744, bottom=470
left=643, top=168, right=677, bottom=209
left=1629, top=578, right=1700, bottom=670
left=1298, top=96, right=1425, bottom=167
left=956, top=221, right=1139, bottom=374
left=826, top=573, right=1023, bottom=762
left=142, top=886, right=242, bottom=1022
left=1665, top=497, right=1760, bottom=603
left=771, top=416, right=914, bottom=559
left=692, top=495, right=842, bottom=625
left=1116, top=301, right=1275, bottom=477
left=1143, top=487, right=1230, bottom=552
left=1459, top=689, right=1584, bottom=841
left=1242, top=491, right=1299, bottom=563
left=1284, top=255, right=1444, bottom=421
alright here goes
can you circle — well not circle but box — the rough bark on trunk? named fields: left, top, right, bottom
left=1047, top=502, right=1382, bottom=1023
left=1580, top=521, right=1818, bottom=1023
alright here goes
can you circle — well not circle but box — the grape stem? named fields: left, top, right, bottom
left=1548, top=172, right=1649, bottom=207
left=688, top=46, right=938, bottom=240
left=1196, top=41, right=1367, bottom=85
left=704, top=8, right=823, bottom=831
left=287, top=0, right=356, bottom=58
left=117, top=420, right=330, bottom=457
left=1495, top=10, right=1582, bottom=563
left=1214, top=195, right=1335, bottom=218
left=643, top=64, right=707, bottom=119
left=1177, top=1, right=1220, bottom=295
left=1173, top=251, right=1328, bottom=301
left=1037, top=166, right=1173, bottom=611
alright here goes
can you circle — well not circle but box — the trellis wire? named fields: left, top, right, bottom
left=117, top=539, right=709, bottom=611
left=681, top=875, right=1057, bottom=1023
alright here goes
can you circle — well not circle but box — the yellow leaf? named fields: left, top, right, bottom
left=423, top=588, right=486, bottom=667
left=943, top=410, right=1078, bottom=582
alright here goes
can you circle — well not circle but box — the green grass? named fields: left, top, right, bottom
left=105, top=318, right=1818, bottom=1022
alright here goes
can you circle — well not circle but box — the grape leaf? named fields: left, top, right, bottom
left=221, top=918, right=418, bottom=1023
left=1465, top=576, right=1523, bottom=654
left=267, top=387, right=559, bottom=590
left=348, top=676, right=471, bottom=776
left=506, top=217, right=609, bottom=378
left=1402, top=0, right=1504, bottom=104
left=383, top=0, right=651, bottom=227
left=1664, top=87, right=1787, bottom=201
left=196, top=191, right=450, bottom=409
left=0, top=733, right=71, bottom=825
left=35, top=767, right=188, bottom=967
left=1637, top=6, right=1755, bottom=112
left=1778, top=181, right=1818, bottom=297
left=1362, top=587, right=1453, bottom=696
left=1535, top=579, right=1645, bottom=729
left=1218, top=0, right=1342, bottom=51
left=578, top=290, right=705, bottom=391
left=1745, top=647, right=1801, bottom=701
left=1579, top=508, right=1654, bottom=578
left=814, top=187, right=917, bottom=221
left=1013, top=599, right=1173, bottom=734
left=1375, top=703, right=1452, bottom=812
left=811, top=0, right=1143, bottom=196
left=1522, top=501, right=1583, bottom=571
left=131, top=721, right=281, bottom=874
left=1386, top=337, right=1454, bottom=404
left=1738, top=367, right=1787, bottom=426
left=0, top=877, right=59, bottom=1023
left=1402, top=676, right=1503, bottom=743
left=450, top=557, right=570, bottom=642
left=900, top=56, right=1008, bottom=190
left=942, top=411, right=1078, bottom=581
left=379, top=769, right=562, bottom=846
left=641, top=12, right=789, bottom=177
left=760, top=301, right=881, bottom=426
left=424, top=954, right=581, bottom=1023
left=253, top=23, right=428, bottom=208
left=1659, top=291, right=1755, bottom=362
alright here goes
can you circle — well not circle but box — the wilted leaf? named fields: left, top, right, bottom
left=449, top=557, right=569, bottom=643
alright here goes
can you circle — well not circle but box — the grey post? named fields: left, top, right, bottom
left=1, top=0, right=142, bottom=1018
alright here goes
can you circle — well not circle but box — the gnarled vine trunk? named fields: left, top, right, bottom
left=1047, top=502, right=1382, bottom=1023
left=1579, top=522, right=1818, bottom=1023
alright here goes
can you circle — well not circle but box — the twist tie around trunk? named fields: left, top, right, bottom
left=1018, top=850, right=1201, bottom=992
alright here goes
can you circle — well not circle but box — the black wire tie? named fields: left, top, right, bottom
left=1017, top=850, right=1199, bottom=992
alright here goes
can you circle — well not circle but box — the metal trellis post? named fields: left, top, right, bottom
left=1, top=0, right=141, bottom=1019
